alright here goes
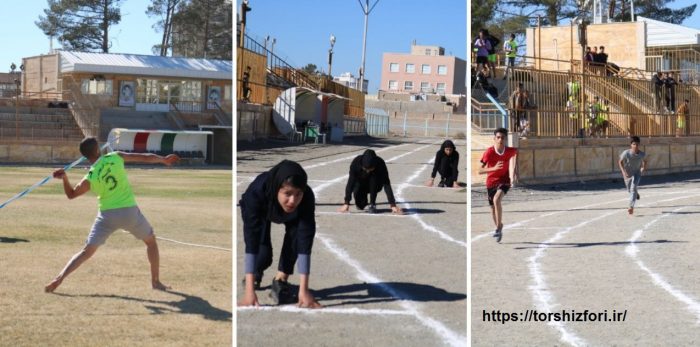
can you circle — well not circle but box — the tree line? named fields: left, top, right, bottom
left=472, top=0, right=696, bottom=44
left=36, top=0, right=232, bottom=60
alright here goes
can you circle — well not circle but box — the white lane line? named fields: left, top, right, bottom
left=238, top=176, right=332, bottom=183
left=318, top=235, right=466, bottom=347
left=117, top=231, right=232, bottom=252
left=528, top=210, right=619, bottom=347
left=394, top=157, right=467, bottom=248
left=471, top=189, right=700, bottom=243
left=237, top=305, right=413, bottom=316
left=303, top=143, right=411, bottom=170
left=317, top=211, right=410, bottom=218
left=310, top=142, right=465, bottom=347
left=526, top=192, right=700, bottom=346
left=625, top=196, right=700, bottom=323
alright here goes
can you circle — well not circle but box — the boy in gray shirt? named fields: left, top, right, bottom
left=618, top=136, right=647, bottom=215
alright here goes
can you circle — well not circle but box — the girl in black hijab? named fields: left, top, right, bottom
left=239, top=160, right=321, bottom=308
left=427, top=140, right=460, bottom=188
left=338, top=149, right=403, bottom=214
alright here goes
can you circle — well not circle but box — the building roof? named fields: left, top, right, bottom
left=0, top=72, right=18, bottom=84
left=58, top=51, right=232, bottom=80
left=637, top=16, right=700, bottom=47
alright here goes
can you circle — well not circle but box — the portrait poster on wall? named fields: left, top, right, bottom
left=119, top=81, right=136, bottom=107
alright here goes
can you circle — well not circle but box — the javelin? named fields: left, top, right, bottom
left=0, top=141, right=115, bottom=210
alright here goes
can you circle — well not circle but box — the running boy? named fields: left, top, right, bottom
left=45, top=137, right=179, bottom=293
left=478, top=128, right=518, bottom=242
left=618, top=136, right=647, bottom=215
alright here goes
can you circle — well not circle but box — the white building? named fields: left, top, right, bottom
left=332, top=72, right=368, bottom=93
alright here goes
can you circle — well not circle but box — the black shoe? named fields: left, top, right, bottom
left=367, top=204, right=377, bottom=214
left=270, top=278, right=292, bottom=305
left=438, top=180, right=446, bottom=188
left=494, top=227, right=503, bottom=243
left=636, top=193, right=640, bottom=200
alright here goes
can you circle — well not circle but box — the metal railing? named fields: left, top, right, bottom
left=237, top=109, right=269, bottom=141
left=343, top=116, right=366, bottom=136
left=471, top=99, right=507, bottom=131
left=509, top=108, right=700, bottom=138
left=388, top=111, right=466, bottom=138
left=62, top=75, right=100, bottom=138
left=366, top=111, right=389, bottom=137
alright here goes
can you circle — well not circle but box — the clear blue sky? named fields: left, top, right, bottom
left=0, top=0, right=162, bottom=73
left=237, top=0, right=467, bottom=93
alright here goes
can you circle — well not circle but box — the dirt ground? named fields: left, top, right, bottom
left=236, top=137, right=467, bottom=347
left=471, top=173, right=700, bottom=346
left=0, top=166, right=232, bottom=346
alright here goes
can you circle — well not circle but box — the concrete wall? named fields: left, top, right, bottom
left=472, top=137, right=700, bottom=186
left=0, top=141, right=80, bottom=164
left=22, top=54, right=60, bottom=97
left=525, top=21, right=644, bottom=71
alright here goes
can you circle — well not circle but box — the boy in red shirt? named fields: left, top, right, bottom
left=478, top=128, right=518, bottom=242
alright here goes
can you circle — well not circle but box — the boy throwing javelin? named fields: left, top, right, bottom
left=45, top=137, right=179, bottom=293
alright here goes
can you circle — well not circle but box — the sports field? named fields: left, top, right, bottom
left=236, top=137, right=467, bottom=346
left=0, top=166, right=232, bottom=346
left=471, top=174, right=700, bottom=346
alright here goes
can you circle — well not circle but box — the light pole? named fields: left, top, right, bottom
left=328, top=34, right=336, bottom=78
left=10, top=63, right=19, bottom=139
left=357, top=0, right=380, bottom=94
left=239, top=0, right=251, bottom=48
left=264, top=35, right=270, bottom=69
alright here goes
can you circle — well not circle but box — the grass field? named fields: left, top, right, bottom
left=0, top=166, right=232, bottom=346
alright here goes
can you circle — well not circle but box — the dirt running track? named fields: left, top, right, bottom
left=471, top=175, right=700, bottom=346
left=237, top=137, right=467, bottom=346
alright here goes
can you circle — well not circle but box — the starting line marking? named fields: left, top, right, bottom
left=237, top=305, right=413, bottom=316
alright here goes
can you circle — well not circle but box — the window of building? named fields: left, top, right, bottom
left=389, top=63, right=399, bottom=72
left=388, top=80, right=398, bottom=90
left=425, top=48, right=432, bottom=56
left=81, top=79, right=113, bottom=95
left=404, top=81, right=413, bottom=91
left=406, top=63, right=415, bottom=73
left=421, top=64, right=431, bottom=74
left=420, top=82, right=431, bottom=93
left=436, top=83, right=446, bottom=95
left=136, top=79, right=202, bottom=105
left=438, top=65, right=447, bottom=75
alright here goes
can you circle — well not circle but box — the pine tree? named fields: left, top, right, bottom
left=36, top=0, right=123, bottom=53
left=147, top=0, right=182, bottom=56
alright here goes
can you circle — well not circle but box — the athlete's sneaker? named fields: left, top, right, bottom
left=270, top=278, right=292, bottom=305
left=367, top=204, right=378, bottom=214
left=494, top=229, right=503, bottom=243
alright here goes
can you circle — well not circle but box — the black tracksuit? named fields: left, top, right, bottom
left=240, top=172, right=315, bottom=275
left=431, top=146, right=460, bottom=187
left=344, top=155, right=396, bottom=209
